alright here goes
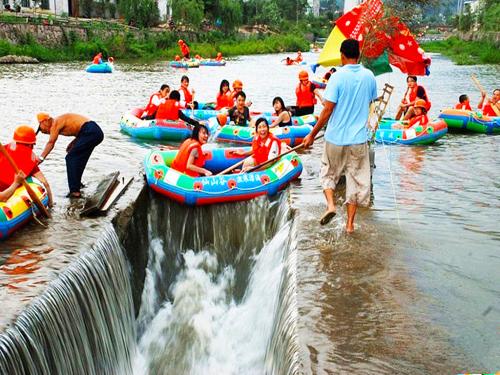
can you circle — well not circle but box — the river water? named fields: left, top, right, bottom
left=0, top=52, right=498, bottom=374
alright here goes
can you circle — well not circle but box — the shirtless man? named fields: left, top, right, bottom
left=37, top=113, right=104, bottom=198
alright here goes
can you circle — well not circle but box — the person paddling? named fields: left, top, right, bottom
left=478, top=89, right=500, bottom=116
left=36, top=113, right=104, bottom=198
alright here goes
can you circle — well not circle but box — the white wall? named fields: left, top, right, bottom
left=157, top=0, right=171, bottom=21
left=343, top=0, right=361, bottom=13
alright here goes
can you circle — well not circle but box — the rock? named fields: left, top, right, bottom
left=0, top=55, right=39, bottom=64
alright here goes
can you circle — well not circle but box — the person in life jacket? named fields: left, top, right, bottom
left=215, top=52, right=223, bottom=62
left=171, top=124, right=212, bottom=177
left=216, top=79, right=233, bottom=110
left=155, top=90, right=201, bottom=126
left=285, top=57, right=295, bottom=66
left=142, top=84, right=170, bottom=120
left=455, top=94, right=472, bottom=111
left=294, top=51, right=303, bottom=63
left=178, top=39, right=190, bottom=59
left=231, top=80, right=253, bottom=107
left=269, top=97, right=292, bottom=128
left=403, top=99, right=429, bottom=128
left=231, top=118, right=282, bottom=172
left=92, top=52, right=103, bottom=65
left=323, top=67, right=337, bottom=81
left=179, top=75, right=198, bottom=109
left=174, top=55, right=181, bottom=61
left=0, top=125, right=53, bottom=205
left=395, top=75, right=431, bottom=120
left=292, top=70, right=323, bottom=116
left=228, top=91, right=251, bottom=126
left=478, top=89, right=500, bottom=117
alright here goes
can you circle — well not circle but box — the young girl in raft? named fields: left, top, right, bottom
left=215, top=79, right=233, bottom=110
left=232, top=118, right=282, bottom=172
left=269, top=97, right=293, bottom=128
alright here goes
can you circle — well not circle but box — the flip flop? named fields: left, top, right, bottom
left=320, top=210, right=336, bottom=225
left=66, top=192, right=82, bottom=198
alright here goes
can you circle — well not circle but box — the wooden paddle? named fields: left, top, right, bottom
left=0, top=143, right=50, bottom=218
left=216, top=151, right=253, bottom=176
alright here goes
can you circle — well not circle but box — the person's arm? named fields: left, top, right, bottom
left=39, top=122, right=61, bottom=161
left=270, top=112, right=285, bottom=128
left=313, top=88, right=324, bottom=105
left=179, top=110, right=200, bottom=127
left=0, top=172, right=24, bottom=202
left=186, top=149, right=212, bottom=176
left=32, top=170, right=53, bottom=207
left=303, top=101, right=336, bottom=148
left=231, top=148, right=253, bottom=157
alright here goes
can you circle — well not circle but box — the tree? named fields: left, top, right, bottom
left=118, top=0, right=160, bottom=27
left=171, top=0, right=204, bottom=27
left=216, top=0, right=243, bottom=32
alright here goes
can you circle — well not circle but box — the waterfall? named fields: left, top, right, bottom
left=0, top=227, right=136, bottom=375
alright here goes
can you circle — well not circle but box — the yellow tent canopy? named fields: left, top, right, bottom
left=317, top=26, right=346, bottom=67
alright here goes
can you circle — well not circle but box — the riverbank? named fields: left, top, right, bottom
left=422, top=36, right=500, bottom=65
left=0, top=26, right=308, bottom=62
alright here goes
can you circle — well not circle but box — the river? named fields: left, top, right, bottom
left=0, top=52, right=498, bottom=374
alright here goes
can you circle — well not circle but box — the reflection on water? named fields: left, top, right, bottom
left=0, top=52, right=499, bottom=372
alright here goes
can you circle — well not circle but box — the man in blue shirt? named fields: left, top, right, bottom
left=303, top=38, right=378, bottom=233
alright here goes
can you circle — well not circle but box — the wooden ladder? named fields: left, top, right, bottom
left=369, top=83, right=394, bottom=140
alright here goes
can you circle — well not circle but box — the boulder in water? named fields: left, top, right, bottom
left=0, top=55, right=39, bottom=64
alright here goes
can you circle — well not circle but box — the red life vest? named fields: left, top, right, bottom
left=408, top=114, right=429, bottom=127
left=156, top=99, right=180, bottom=120
left=216, top=91, right=233, bottom=110
left=0, top=143, right=39, bottom=190
left=181, top=44, right=190, bottom=57
left=455, top=102, right=472, bottom=111
left=144, top=93, right=161, bottom=117
left=482, top=103, right=497, bottom=117
left=92, top=55, right=101, bottom=64
left=405, top=85, right=431, bottom=111
left=180, top=86, right=193, bottom=107
left=296, top=81, right=316, bottom=107
left=171, top=139, right=205, bottom=177
left=252, top=133, right=280, bottom=165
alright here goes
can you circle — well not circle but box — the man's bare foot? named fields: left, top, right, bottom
left=320, top=209, right=336, bottom=225
left=346, top=225, right=354, bottom=234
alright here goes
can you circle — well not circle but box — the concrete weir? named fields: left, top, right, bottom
left=0, top=172, right=150, bottom=374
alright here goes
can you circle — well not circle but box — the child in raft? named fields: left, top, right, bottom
left=171, top=124, right=212, bottom=177
left=455, top=94, right=472, bottom=111
left=395, top=99, right=429, bottom=129
left=232, top=118, right=283, bottom=172
left=269, top=97, right=293, bottom=128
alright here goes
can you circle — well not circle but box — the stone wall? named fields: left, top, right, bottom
left=458, top=31, right=500, bottom=47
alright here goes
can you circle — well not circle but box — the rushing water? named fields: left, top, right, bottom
left=0, top=52, right=499, bottom=373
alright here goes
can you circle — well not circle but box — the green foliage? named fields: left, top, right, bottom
left=458, top=4, right=474, bottom=32
left=216, top=0, right=243, bottom=33
left=479, top=1, right=500, bottom=31
left=118, top=0, right=160, bottom=28
left=82, top=0, right=93, bottom=18
left=172, top=0, right=204, bottom=27
left=422, top=36, right=500, bottom=65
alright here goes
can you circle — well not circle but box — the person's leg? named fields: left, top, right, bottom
left=319, top=142, right=344, bottom=225
left=345, top=144, right=371, bottom=233
left=395, top=105, right=405, bottom=120
left=403, top=106, right=415, bottom=120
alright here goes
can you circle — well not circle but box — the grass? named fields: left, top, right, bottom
left=422, top=36, right=500, bottom=65
left=0, top=30, right=309, bottom=62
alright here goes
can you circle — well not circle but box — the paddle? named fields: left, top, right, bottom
left=246, top=134, right=324, bottom=174
left=0, top=143, right=50, bottom=218
left=216, top=151, right=254, bottom=176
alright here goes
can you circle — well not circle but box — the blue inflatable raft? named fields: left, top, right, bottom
left=86, top=62, right=113, bottom=73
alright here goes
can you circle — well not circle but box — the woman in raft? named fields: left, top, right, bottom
left=232, top=118, right=283, bottom=172
left=269, top=97, right=293, bottom=128
left=171, top=124, right=212, bottom=177
left=215, top=79, right=233, bottom=110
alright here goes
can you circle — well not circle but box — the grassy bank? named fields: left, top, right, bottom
left=0, top=31, right=309, bottom=62
left=422, top=36, right=500, bottom=65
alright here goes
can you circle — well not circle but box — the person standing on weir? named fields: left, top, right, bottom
left=302, top=38, right=378, bottom=233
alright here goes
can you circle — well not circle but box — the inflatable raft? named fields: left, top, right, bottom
left=213, top=120, right=313, bottom=146
left=169, top=60, right=200, bottom=69
left=183, top=109, right=317, bottom=126
left=0, top=181, right=49, bottom=240
left=199, top=59, right=226, bottom=66
left=144, top=146, right=303, bottom=206
left=86, top=62, right=113, bottom=73
left=375, top=118, right=448, bottom=145
left=438, top=109, right=500, bottom=134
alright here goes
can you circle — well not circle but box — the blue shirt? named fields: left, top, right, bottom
left=323, top=64, right=377, bottom=145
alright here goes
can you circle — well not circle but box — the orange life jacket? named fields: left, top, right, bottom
left=180, top=44, right=190, bottom=57
left=179, top=86, right=193, bottom=106
left=252, top=133, right=280, bottom=165
left=296, top=81, right=316, bottom=107
left=92, top=55, right=102, bottom=64
left=0, top=143, right=39, bottom=190
left=455, top=102, right=472, bottom=111
left=156, top=99, right=180, bottom=120
left=482, top=103, right=497, bottom=116
left=171, top=139, right=205, bottom=177
left=405, top=85, right=431, bottom=111
left=144, top=93, right=161, bottom=117
left=408, top=114, right=429, bottom=127
left=216, top=91, right=233, bottom=110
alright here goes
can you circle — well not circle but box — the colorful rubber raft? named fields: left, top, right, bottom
left=212, top=119, right=313, bottom=146
left=144, top=146, right=303, bottom=206
left=86, top=62, right=113, bottom=73
left=183, top=109, right=317, bottom=126
left=199, top=59, right=226, bottom=66
left=169, top=60, right=200, bottom=69
left=375, top=118, right=448, bottom=145
left=0, top=182, right=49, bottom=240
left=438, top=109, right=500, bottom=134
